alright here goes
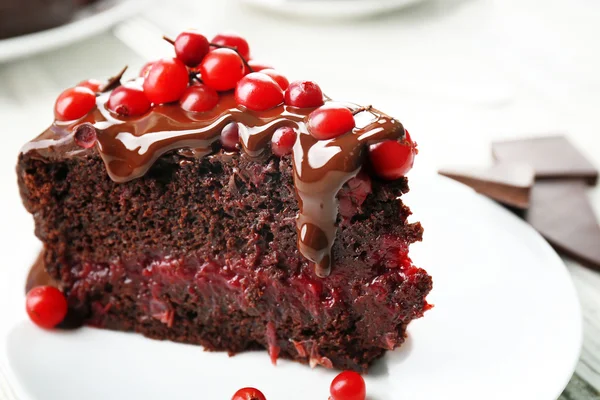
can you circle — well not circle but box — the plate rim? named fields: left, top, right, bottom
left=241, top=0, right=427, bottom=19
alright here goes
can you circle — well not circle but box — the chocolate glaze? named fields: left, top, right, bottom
left=21, top=88, right=405, bottom=277
left=25, top=251, right=58, bottom=293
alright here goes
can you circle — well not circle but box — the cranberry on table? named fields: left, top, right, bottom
left=329, top=371, right=366, bottom=400
left=142, top=57, right=189, bottom=104
left=200, top=48, right=245, bottom=91
left=231, top=387, right=266, bottom=400
left=26, top=286, right=68, bottom=329
left=307, top=104, right=355, bottom=140
left=247, top=60, right=273, bottom=72
left=284, top=80, right=324, bottom=108
left=271, top=126, right=297, bottom=156
left=108, top=84, right=151, bottom=117
left=260, top=69, right=289, bottom=90
left=235, top=72, right=284, bottom=111
left=368, top=130, right=417, bottom=180
left=139, top=61, right=155, bottom=77
left=179, top=84, right=219, bottom=112
left=77, top=79, right=103, bottom=92
left=54, top=86, right=96, bottom=121
left=174, top=30, right=210, bottom=67
left=212, top=32, right=251, bottom=60
left=221, top=122, right=240, bottom=151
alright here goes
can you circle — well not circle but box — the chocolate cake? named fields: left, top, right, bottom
left=17, top=31, right=432, bottom=372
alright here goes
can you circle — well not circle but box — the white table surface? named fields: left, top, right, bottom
left=0, top=0, right=599, bottom=398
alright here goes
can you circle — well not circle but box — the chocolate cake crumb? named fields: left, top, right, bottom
left=18, top=150, right=431, bottom=371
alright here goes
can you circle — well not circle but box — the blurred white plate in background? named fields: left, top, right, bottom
left=0, top=0, right=148, bottom=63
left=241, top=0, right=426, bottom=19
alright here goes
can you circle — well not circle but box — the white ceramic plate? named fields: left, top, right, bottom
left=0, top=175, right=581, bottom=400
left=240, top=0, right=426, bottom=19
left=0, top=0, right=147, bottom=63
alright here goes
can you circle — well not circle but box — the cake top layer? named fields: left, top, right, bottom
left=20, top=30, right=417, bottom=277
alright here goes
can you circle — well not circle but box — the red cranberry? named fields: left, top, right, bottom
left=330, top=371, right=366, bottom=400
left=271, top=126, right=297, bottom=156
left=200, top=48, right=245, bottom=91
left=260, top=69, right=289, bottom=90
left=284, top=80, right=324, bottom=108
left=74, top=123, right=97, bottom=149
left=368, top=131, right=416, bottom=180
left=54, top=86, right=96, bottom=121
left=307, top=104, right=355, bottom=140
left=139, top=61, right=155, bottom=77
left=77, top=79, right=103, bottom=92
left=235, top=72, right=284, bottom=111
left=212, top=32, right=250, bottom=60
left=231, top=387, right=266, bottom=400
left=221, top=122, right=240, bottom=151
left=26, top=286, right=68, bottom=329
left=142, top=57, right=189, bottom=104
left=108, top=84, right=151, bottom=117
left=179, top=84, right=219, bottom=112
left=247, top=60, right=273, bottom=72
left=174, top=30, right=210, bottom=67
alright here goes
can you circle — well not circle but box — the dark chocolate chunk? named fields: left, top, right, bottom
left=439, top=162, right=534, bottom=209
left=492, top=136, right=598, bottom=185
left=526, top=180, right=600, bottom=271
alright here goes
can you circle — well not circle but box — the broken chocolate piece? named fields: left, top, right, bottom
left=492, top=136, right=598, bottom=185
left=527, top=180, right=600, bottom=271
left=439, top=162, right=534, bottom=209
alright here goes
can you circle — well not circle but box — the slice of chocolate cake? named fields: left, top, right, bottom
left=17, top=31, right=432, bottom=372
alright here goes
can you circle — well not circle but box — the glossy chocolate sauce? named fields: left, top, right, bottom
left=25, top=251, right=58, bottom=293
left=21, top=88, right=405, bottom=277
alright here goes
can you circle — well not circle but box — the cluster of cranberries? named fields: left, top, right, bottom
left=53, top=29, right=416, bottom=179
left=230, top=370, right=365, bottom=400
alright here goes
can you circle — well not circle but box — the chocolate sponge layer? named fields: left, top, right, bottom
left=17, top=150, right=431, bottom=371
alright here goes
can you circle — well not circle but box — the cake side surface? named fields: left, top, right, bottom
left=18, top=149, right=431, bottom=371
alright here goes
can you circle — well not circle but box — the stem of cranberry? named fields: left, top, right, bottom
left=209, top=43, right=254, bottom=73
left=352, top=105, right=372, bottom=115
left=98, top=65, right=128, bottom=93
left=188, top=70, right=203, bottom=85
left=162, top=35, right=254, bottom=73
left=162, top=36, right=175, bottom=45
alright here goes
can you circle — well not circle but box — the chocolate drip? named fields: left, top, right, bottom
left=21, top=92, right=405, bottom=277
left=25, top=251, right=58, bottom=293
